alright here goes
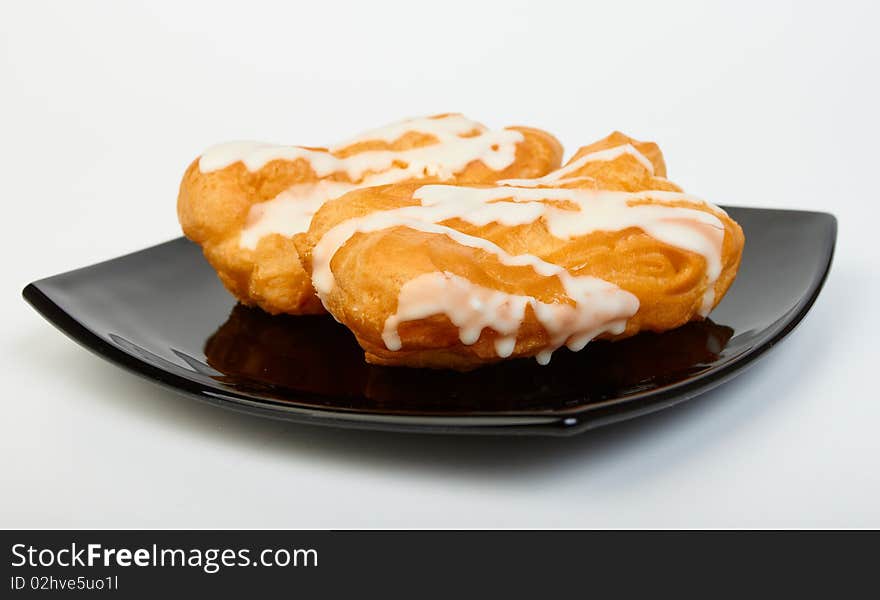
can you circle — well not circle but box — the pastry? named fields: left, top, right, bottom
left=295, top=132, right=745, bottom=370
left=177, top=114, right=563, bottom=314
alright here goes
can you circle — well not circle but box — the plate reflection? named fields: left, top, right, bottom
left=204, top=305, right=734, bottom=415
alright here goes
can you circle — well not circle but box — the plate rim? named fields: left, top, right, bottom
left=22, top=207, right=838, bottom=436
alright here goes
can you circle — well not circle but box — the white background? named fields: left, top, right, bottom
left=2, top=0, right=878, bottom=527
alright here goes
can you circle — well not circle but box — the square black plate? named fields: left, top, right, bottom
left=23, top=207, right=835, bottom=436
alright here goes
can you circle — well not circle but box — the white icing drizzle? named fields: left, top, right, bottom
left=329, top=114, right=487, bottom=149
left=239, top=181, right=356, bottom=250
left=198, top=114, right=526, bottom=246
left=311, top=184, right=727, bottom=364
left=498, top=144, right=655, bottom=187
left=200, top=129, right=522, bottom=182
left=312, top=214, right=566, bottom=299
left=409, top=185, right=725, bottom=315
left=382, top=271, right=637, bottom=361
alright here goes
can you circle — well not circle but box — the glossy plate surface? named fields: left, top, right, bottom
left=23, top=207, right=835, bottom=436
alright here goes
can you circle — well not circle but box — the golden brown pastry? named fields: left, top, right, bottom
left=177, top=114, right=563, bottom=314
left=295, top=132, right=744, bottom=370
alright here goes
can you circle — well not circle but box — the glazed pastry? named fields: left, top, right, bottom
left=177, top=114, right=563, bottom=314
left=295, top=132, right=745, bottom=370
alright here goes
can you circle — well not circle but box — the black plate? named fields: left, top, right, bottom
left=23, top=207, right=835, bottom=436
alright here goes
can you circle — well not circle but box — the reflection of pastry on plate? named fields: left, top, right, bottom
left=204, top=305, right=367, bottom=396
left=177, top=114, right=563, bottom=315
left=204, top=303, right=733, bottom=409
left=295, top=132, right=745, bottom=370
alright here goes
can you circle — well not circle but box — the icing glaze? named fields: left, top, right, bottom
left=199, top=115, right=523, bottom=179
left=409, top=185, right=724, bottom=315
left=312, top=184, right=727, bottom=363
left=498, top=144, right=655, bottom=187
left=330, top=114, right=487, bottom=149
left=239, top=181, right=356, bottom=250
left=312, top=214, right=568, bottom=299
left=412, top=186, right=724, bottom=304
left=382, top=271, right=637, bottom=360
left=197, top=114, right=526, bottom=246
left=200, top=129, right=522, bottom=182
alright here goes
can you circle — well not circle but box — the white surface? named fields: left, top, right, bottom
left=2, top=0, right=878, bottom=528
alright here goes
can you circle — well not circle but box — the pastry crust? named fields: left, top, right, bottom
left=295, top=132, right=744, bottom=370
left=177, top=114, right=563, bottom=314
